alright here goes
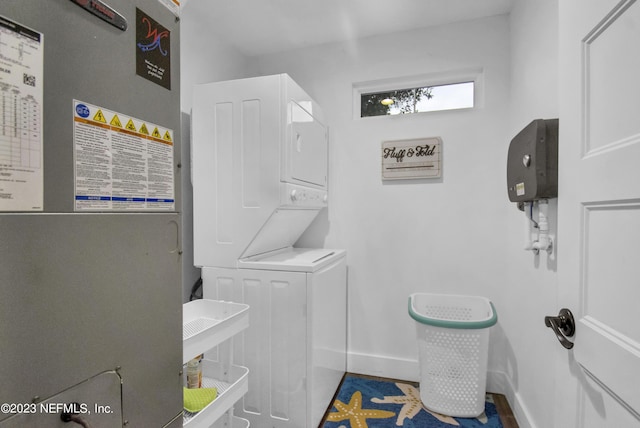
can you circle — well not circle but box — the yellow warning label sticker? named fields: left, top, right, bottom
left=93, top=109, right=107, bottom=123
left=110, top=114, right=122, bottom=128
left=125, top=119, right=137, bottom=132
left=73, top=99, right=176, bottom=213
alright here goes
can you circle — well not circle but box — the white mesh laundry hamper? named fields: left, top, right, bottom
left=408, top=293, right=497, bottom=418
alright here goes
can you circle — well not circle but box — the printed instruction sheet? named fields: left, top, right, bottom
left=0, top=16, right=44, bottom=211
left=73, top=100, right=175, bottom=211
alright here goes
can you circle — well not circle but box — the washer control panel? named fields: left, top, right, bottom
left=280, top=183, right=327, bottom=208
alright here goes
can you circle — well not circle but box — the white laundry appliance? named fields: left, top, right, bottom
left=192, top=74, right=347, bottom=427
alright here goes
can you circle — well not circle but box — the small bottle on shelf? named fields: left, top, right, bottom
left=186, top=354, right=202, bottom=388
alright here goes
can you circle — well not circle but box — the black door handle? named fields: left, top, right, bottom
left=544, top=308, right=575, bottom=349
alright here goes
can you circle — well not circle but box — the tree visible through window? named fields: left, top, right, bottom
left=360, top=81, right=474, bottom=117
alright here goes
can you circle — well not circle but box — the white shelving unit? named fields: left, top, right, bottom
left=183, top=299, right=250, bottom=428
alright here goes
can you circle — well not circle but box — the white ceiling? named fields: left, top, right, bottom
left=184, top=0, right=514, bottom=57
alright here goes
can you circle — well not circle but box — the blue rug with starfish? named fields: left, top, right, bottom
left=321, top=374, right=503, bottom=428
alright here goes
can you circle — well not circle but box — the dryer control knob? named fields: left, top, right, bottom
left=290, top=189, right=298, bottom=202
left=323, top=194, right=328, bottom=203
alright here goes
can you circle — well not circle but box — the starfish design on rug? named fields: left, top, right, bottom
left=326, top=390, right=396, bottom=428
left=371, top=382, right=460, bottom=426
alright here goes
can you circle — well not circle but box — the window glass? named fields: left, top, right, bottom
left=361, top=81, right=474, bottom=117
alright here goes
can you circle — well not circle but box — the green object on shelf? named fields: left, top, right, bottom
left=183, top=387, right=218, bottom=413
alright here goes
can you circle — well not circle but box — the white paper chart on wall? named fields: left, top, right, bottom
left=0, top=15, right=44, bottom=211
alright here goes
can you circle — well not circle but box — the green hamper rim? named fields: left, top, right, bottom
left=408, top=295, right=498, bottom=330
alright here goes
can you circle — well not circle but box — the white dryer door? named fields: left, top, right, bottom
left=285, top=101, right=327, bottom=188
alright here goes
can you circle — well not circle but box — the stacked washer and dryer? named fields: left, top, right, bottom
left=191, top=74, right=347, bottom=428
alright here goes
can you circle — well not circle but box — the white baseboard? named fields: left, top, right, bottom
left=347, top=351, right=421, bottom=382
left=488, top=370, right=536, bottom=428
left=347, top=352, right=535, bottom=428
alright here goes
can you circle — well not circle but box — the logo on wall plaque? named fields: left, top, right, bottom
left=381, top=137, right=442, bottom=180
left=136, top=8, right=171, bottom=90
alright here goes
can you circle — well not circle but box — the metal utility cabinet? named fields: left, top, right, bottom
left=0, top=1, right=182, bottom=426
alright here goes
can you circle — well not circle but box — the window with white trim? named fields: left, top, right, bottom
left=354, top=70, right=481, bottom=118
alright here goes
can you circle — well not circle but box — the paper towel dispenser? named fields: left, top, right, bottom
left=507, top=119, right=558, bottom=203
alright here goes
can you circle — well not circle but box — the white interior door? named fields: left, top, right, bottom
left=557, top=0, right=640, bottom=426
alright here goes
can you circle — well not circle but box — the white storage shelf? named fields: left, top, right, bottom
left=183, top=299, right=250, bottom=428
left=183, top=299, right=249, bottom=364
